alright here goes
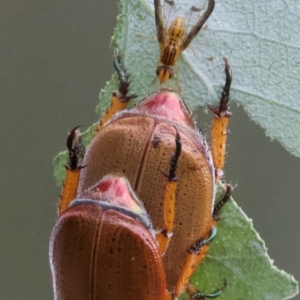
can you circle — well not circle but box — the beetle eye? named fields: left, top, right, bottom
left=156, top=65, right=174, bottom=83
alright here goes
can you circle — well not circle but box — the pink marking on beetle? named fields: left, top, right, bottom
left=90, top=175, right=145, bottom=215
left=96, top=178, right=113, bottom=193
left=134, top=90, right=195, bottom=128
left=96, top=178, right=124, bottom=197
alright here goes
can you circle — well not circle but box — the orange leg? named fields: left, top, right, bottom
left=156, top=127, right=181, bottom=256
left=96, top=53, right=136, bottom=132
left=209, top=58, right=232, bottom=182
left=174, top=185, right=232, bottom=299
left=58, top=126, right=85, bottom=216
left=174, top=227, right=217, bottom=297
left=180, top=184, right=232, bottom=300
left=212, top=184, right=232, bottom=224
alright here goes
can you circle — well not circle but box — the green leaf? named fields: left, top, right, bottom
left=53, top=0, right=299, bottom=299
left=182, top=185, right=298, bottom=300
left=112, top=0, right=300, bottom=158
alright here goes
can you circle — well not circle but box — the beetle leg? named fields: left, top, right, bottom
left=186, top=279, right=227, bottom=299
left=156, top=127, right=181, bottom=255
left=58, top=126, right=85, bottom=216
left=175, top=227, right=217, bottom=296
left=208, top=58, right=232, bottom=182
left=212, top=184, right=232, bottom=223
left=177, top=186, right=231, bottom=298
left=96, top=51, right=137, bottom=132
left=175, top=186, right=230, bottom=297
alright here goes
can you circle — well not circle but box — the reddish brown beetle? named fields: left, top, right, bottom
left=54, top=56, right=232, bottom=299
left=50, top=175, right=167, bottom=300
left=51, top=119, right=227, bottom=300
left=52, top=0, right=233, bottom=298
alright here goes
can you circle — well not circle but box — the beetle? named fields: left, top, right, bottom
left=155, top=0, right=215, bottom=82
left=52, top=0, right=232, bottom=298
left=50, top=174, right=167, bottom=300
left=51, top=129, right=224, bottom=300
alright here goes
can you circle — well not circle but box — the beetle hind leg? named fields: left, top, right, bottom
left=174, top=227, right=217, bottom=297
left=156, top=127, right=181, bottom=256
left=96, top=51, right=137, bottom=132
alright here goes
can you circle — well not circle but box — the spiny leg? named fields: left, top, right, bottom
left=58, top=126, right=85, bottom=216
left=179, top=185, right=232, bottom=299
left=209, top=58, right=232, bottom=182
left=175, top=227, right=217, bottom=297
left=96, top=51, right=136, bottom=132
left=156, top=127, right=181, bottom=256
left=177, top=185, right=232, bottom=298
left=212, top=184, right=232, bottom=225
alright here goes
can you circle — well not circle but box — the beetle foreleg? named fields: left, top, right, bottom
left=156, top=128, right=181, bottom=255
left=209, top=58, right=232, bottom=181
left=58, top=126, right=85, bottom=216
left=96, top=51, right=137, bottom=132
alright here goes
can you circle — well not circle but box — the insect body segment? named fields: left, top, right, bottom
left=156, top=16, right=185, bottom=82
left=155, top=0, right=215, bottom=83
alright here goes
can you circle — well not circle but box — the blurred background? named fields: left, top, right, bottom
left=1, top=0, right=299, bottom=299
